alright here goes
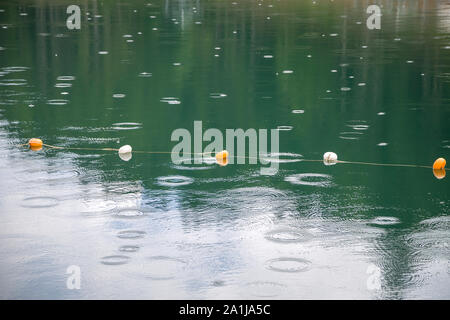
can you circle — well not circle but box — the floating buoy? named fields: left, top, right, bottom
left=119, top=145, right=132, bottom=154
left=28, top=138, right=43, bottom=151
left=433, top=168, right=446, bottom=180
left=118, top=145, right=132, bottom=161
left=30, top=145, right=42, bottom=151
left=323, top=151, right=338, bottom=165
left=119, top=152, right=132, bottom=161
left=215, top=150, right=229, bottom=166
left=433, top=158, right=446, bottom=170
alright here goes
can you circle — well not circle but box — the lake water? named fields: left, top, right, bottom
left=0, top=0, right=449, bottom=299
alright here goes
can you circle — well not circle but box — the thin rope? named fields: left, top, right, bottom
left=21, top=143, right=435, bottom=170
left=337, top=160, right=432, bottom=169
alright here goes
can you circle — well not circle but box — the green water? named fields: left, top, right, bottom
left=0, top=0, right=449, bottom=299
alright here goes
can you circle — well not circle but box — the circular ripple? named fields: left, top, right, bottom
left=218, top=187, right=291, bottom=217
left=119, top=245, right=140, bottom=253
left=0, top=79, right=27, bottom=86
left=117, top=230, right=147, bottom=239
left=368, top=216, right=401, bottom=227
left=202, top=156, right=217, bottom=165
left=130, top=256, right=187, bottom=280
left=160, top=97, right=181, bottom=104
left=265, top=228, right=313, bottom=243
left=56, top=76, right=75, bottom=81
left=100, top=255, right=130, bottom=266
left=245, top=281, right=287, bottom=297
left=284, top=173, right=332, bottom=187
left=21, top=196, right=59, bottom=208
left=347, top=124, right=369, bottom=130
left=156, top=175, right=194, bottom=187
left=79, top=200, right=117, bottom=217
left=266, top=257, right=312, bottom=273
left=339, top=131, right=364, bottom=140
left=46, top=99, right=69, bottom=106
left=440, top=140, right=450, bottom=149
left=276, top=125, right=293, bottom=131
left=55, top=83, right=72, bottom=88
left=111, top=122, right=142, bottom=130
left=113, top=208, right=146, bottom=219
left=2, top=66, right=29, bottom=73
left=260, top=152, right=303, bottom=163
left=172, top=164, right=213, bottom=171
left=291, top=109, right=305, bottom=114
left=209, top=93, right=227, bottom=98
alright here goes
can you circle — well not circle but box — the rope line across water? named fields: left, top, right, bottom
left=19, top=142, right=435, bottom=170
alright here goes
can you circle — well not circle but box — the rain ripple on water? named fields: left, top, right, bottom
left=367, top=216, right=401, bottom=227
left=56, top=76, right=75, bottom=81
left=117, top=230, right=147, bottom=239
left=266, top=257, right=312, bottom=273
left=160, top=97, right=181, bottom=105
left=100, top=255, right=131, bottom=266
left=209, top=93, right=227, bottom=99
left=0, top=79, right=27, bottom=86
left=260, top=152, right=303, bottom=163
left=127, top=256, right=187, bottom=280
left=111, top=122, right=142, bottom=130
left=21, top=196, right=60, bottom=208
left=156, top=175, right=194, bottom=187
left=113, top=208, right=146, bottom=219
left=46, top=99, right=69, bottom=106
left=265, top=228, right=313, bottom=243
left=119, top=245, right=140, bottom=253
left=284, top=173, right=333, bottom=187
left=339, top=131, right=364, bottom=140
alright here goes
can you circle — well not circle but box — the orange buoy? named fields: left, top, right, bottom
left=28, top=138, right=43, bottom=149
left=215, top=150, right=229, bottom=167
left=433, top=168, right=446, bottom=180
left=30, top=145, right=42, bottom=151
left=433, top=158, right=446, bottom=170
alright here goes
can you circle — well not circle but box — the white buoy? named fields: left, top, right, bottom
left=118, top=145, right=132, bottom=161
left=119, top=145, right=132, bottom=154
left=323, top=152, right=338, bottom=165
left=119, top=152, right=132, bottom=161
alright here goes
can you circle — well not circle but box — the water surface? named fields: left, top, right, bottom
left=0, top=0, right=449, bottom=299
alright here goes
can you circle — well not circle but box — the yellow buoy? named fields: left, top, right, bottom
left=433, top=158, right=446, bottom=170
left=433, top=168, right=446, bottom=180
left=28, top=138, right=43, bottom=150
left=215, top=150, right=229, bottom=166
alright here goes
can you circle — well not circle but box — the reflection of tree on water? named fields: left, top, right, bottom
left=164, top=0, right=201, bottom=29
